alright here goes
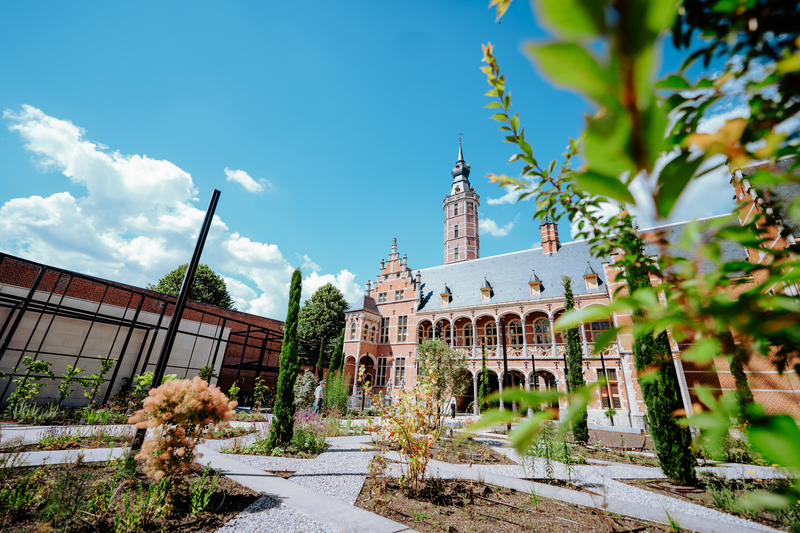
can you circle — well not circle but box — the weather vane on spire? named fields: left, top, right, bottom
left=459, top=133, right=463, bottom=145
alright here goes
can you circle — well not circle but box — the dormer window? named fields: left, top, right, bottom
left=528, top=270, right=542, bottom=295
left=440, top=284, right=452, bottom=306
left=480, top=278, right=492, bottom=302
left=584, top=262, right=599, bottom=290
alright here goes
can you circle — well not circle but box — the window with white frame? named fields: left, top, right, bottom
left=349, top=322, right=357, bottom=340
left=394, top=357, right=406, bottom=387
left=597, top=368, right=621, bottom=409
left=454, top=203, right=459, bottom=216
left=463, top=324, right=473, bottom=347
left=454, top=247, right=459, bottom=261
left=376, top=358, right=387, bottom=387
left=377, top=292, right=387, bottom=303
left=454, top=224, right=459, bottom=238
left=587, top=320, right=611, bottom=342
left=369, top=326, right=376, bottom=343
left=397, top=316, right=408, bottom=342
left=394, top=289, right=404, bottom=301
left=508, top=320, right=523, bottom=345
left=379, top=317, right=390, bottom=344
left=484, top=321, right=497, bottom=346
left=533, top=318, right=551, bottom=344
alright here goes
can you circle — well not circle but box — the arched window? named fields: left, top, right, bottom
left=463, top=324, right=473, bottom=347
left=350, top=322, right=357, bottom=340
left=441, top=324, right=451, bottom=343
left=484, top=321, right=497, bottom=346
left=370, top=326, right=376, bottom=343
left=508, top=319, right=523, bottom=345
left=362, top=324, right=368, bottom=340
left=533, top=318, right=551, bottom=345
left=588, top=320, right=611, bottom=342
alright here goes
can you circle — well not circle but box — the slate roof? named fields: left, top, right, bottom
left=417, top=240, right=608, bottom=312
left=348, top=295, right=380, bottom=315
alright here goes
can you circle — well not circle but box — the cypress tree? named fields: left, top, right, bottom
left=479, top=338, right=489, bottom=410
left=316, top=338, right=326, bottom=379
left=269, top=268, right=303, bottom=447
left=621, top=220, right=697, bottom=486
left=562, top=276, right=589, bottom=443
left=328, top=330, right=345, bottom=374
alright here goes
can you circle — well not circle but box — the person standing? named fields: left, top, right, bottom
left=450, top=396, right=456, bottom=419
left=314, top=380, right=325, bottom=415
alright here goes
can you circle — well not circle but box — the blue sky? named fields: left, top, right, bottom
left=0, top=1, right=735, bottom=319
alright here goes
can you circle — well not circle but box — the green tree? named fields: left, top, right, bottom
left=328, top=330, right=345, bottom=375
left=416, top=339, right=469, bottom=411
left=562, top=276, right=588, bottom=444
left=269, top=268, right=302, bottom=447
left=316, top=339, right=326, bottom=380
left=620, top=218, right=697, bottom=485
left=297, top=284, right=349, bottom=367
left=148, top=264, right=235, bottom=310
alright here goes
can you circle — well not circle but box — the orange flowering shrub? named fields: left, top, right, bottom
left=129, top=376, right=236, bottom=484
left=372, top=377, right=439, bottom=495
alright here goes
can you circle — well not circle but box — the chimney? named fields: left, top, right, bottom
left=365, top=279, right=372, bottom=296
left=540, top=219, right=560, bottom=254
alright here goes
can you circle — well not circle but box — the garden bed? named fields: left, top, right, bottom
left=621, top=476, right=800, bottom=532
left=356, top=476, right=671, bottom=532
left=428, top=438, right=516, bottom=465
left=0, top=459, right=260, bottom=532
left=581, top=446, right=661, bottom=468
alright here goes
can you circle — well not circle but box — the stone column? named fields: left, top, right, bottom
left=352, top=356, right=360, bottom=395
left=473, top=372, right=479, bottom=415
left=472, top=318, right=478, bottom=358
left=522, top=317, right=528, bottom=359
left=549, top=317, right=557, bottom=357
left=581, top=322, right=589, bottom=358
left=498, top=371, right=504, bottom=411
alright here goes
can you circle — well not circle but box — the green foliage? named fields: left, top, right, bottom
left=40, top=458, right=95, bottom=530
left=323, top=370, right=349, bottom=412
left=297, top=283, right=349, bottom=367
left=198, top=365, right=217, bottom=382
left=6, top=356, right=54, bottom=410
left=113, top=478, right=168, bottom=533
left=293, top=371, right=318, bottom=409
left=77, top=357, right=116, bottom=407
left=252, top=377, right=270, bottom=411
left=482, top=0, right=800, bottom=508
left=727, top=351, right=754, bottom=423
left=147, top=263, right=235, bottom=309
left=6, top=402, right=60, bottom=425
left=416, top=339, right=469, bottom=407
left=227, top=380, right=240, bottom=402
left=188, top=466, right=220, bottom=516
left=562, top=277, right=588, bottom=444
left=328, top=330, right=345, bottom=374
left=58, top=364, right=83, bottom=406
left=0, top=466, right=49, bottom=518
left=316, top=338, right=326, bottom=379
left=83, top=406, right=128, bottom=425
left=270, top=268, right=303, bottom=447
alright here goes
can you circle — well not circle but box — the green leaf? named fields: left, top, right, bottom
left=510, top=113, right=520, bottom=132
left=712, top=0, right=740, bottom=12
left=656, top=74, right=691, bottom=90
left=681, top=338, right=720, bottom=364
left=655, top=151, right=705, bottom=218
left=591, top=326, right=623, bottom=355
left=749, top=413, right=800, bottom=469
left=788, top=194, right=800, bottom=223
left=508, top=410, right=560, bottom=453
left=490, top=113, right=508, bottom=122
left=776, top=54, right=800, bottom=73
left=524, top=43, right=611, bottom=102
left=485, top=102, right=503, bottom=109
left=465, top=407, right=516, bottom=433
left=535, top=0, right=605, bottom=41
left=745, top=170, right=791, bottom=187
left=554, top=305, right=612, bottom=331
left=572, top=171, right=635, bottom=204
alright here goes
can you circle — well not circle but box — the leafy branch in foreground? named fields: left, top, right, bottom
left=483, top=0, right=800, bottom=503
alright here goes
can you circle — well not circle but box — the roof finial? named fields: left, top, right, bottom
left=457, top=134, right=464, bottom=163
left=392, top=237, right=397, bottom=255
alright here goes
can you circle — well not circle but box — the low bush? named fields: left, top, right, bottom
left=129, top=377, right=236, bottom=488
left=323, top=370, right=349, bottom=412
left=5, top=402, right=60, bottom=425
left=221, top=408, right=326, bottom=457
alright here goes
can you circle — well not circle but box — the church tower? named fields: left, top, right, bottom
left=443, top=141, right=480, bottom=264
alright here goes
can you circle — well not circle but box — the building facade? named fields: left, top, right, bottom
left=342, top=146, right=800, bottom=426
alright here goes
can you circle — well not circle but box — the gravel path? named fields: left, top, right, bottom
left=215, top=495, right=340, bottom=533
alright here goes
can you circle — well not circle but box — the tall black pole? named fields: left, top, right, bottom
left=500, top=318, right=510, bottom=430
left=131, top=189, right=220, bottom=453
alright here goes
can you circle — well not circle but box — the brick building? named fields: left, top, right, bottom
left=342, top=146, right=800, bottom=426
left=0, top=254, right=283, bottom=407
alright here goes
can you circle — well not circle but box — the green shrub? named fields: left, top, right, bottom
left=6, top=357, right=54, bottom=410
left=6, top=402, right=60, bottom=425
left=323, top=370, right=349, bottom=412
left=293, top=372, right=318, bottom=409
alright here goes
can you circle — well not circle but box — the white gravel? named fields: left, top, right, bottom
left=215, top=495, right=340, bottom=533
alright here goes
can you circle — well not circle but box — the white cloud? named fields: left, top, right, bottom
left=224, top=167, right=271, bottom=194
left=480, top=217, right=515, bottom=237
left=302, top=270, right=362, bottom=306
left=0, top=105, right=361, bottom=320
left=486, top=184, right=534, bottom=206
left=297, top=253, right=320, bottom=272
